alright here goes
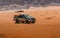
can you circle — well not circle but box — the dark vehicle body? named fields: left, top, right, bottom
left=13, top=14, right=36, bottom=24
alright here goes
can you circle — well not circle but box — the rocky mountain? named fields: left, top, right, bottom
left=0, top=0, right=60, bottom=5
left=0, top=0, right=60, bottom=10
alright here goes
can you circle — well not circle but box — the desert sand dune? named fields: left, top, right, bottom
left=0, top=7, right=60, bottom=38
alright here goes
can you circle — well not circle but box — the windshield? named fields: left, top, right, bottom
left=26, top=15, right=32, bottom=19
left=28, top=16, right=32, bottom=18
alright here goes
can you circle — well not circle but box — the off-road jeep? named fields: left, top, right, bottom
left=13, top=14, right=36, bottom=24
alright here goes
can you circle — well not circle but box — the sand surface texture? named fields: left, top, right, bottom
left=0, top=7, right=60, bottom=38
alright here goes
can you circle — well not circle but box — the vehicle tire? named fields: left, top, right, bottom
left=32, top=21, right=35, bottom=23
left=22, top=21, right=24, bottom=23
left=15, top=19, right=19, bottom=23
left=25, top=20, right=29, bottom=24
left=31, top=18, right=36, bottom=23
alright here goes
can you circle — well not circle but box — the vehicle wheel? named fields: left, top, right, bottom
left=22, top=21, right=24, bottom=23
left=32, top=21, right=35, bottom=23
left=15, top=19, right=19, bottom=23
left=25, top=20, right=29, bottom=24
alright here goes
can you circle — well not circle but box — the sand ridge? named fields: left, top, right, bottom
left=0, top=7, right=60, bottom=38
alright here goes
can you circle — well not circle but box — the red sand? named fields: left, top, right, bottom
left=0, top=8, right=60, bottom=38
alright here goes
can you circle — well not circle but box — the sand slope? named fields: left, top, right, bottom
left=0, top=8, right=60, bottom=38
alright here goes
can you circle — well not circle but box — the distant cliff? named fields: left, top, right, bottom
left=0, top=0, right=60, bottom=5
left=0, top=0, right=60, bottom=10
